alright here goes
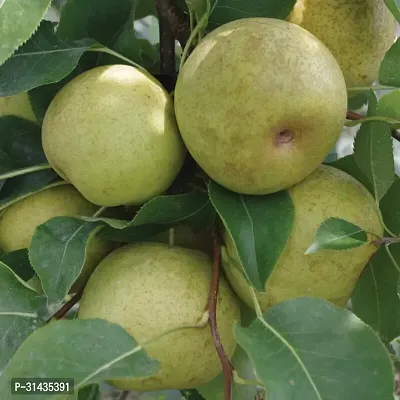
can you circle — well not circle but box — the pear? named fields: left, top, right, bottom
left=289, top=0, right=396, bottom=91
left=78, top=242, right=240, bottom=390
left=42, top=65, right=186, bottom=207
left=174, top=18, right=347, bottom=195
left=0, top=185, right=112, bottom=291
left=222, top=165, right=383, bottom=311
left=0, top=92, right=36, bottom=122
left=153, top=225, right=213, bottom=256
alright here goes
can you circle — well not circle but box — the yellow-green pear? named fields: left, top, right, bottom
left=222, top=165, right=383, bottom=311
left=78, top=242, right=240, bottom=390
left=0, top=185, right=112, bottom=290
left=289, top=0, right=396, bottom=91
left=0, top=92, right=36, bottom=122
left=153, top=225, right=213, bottom=256
left=174, top=18, right=347, bottom=195
left=42, top=65, right=186, bottom=207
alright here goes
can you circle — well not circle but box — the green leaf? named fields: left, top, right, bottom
left=208, top=181, right=294, bottom=291
left=0, top=21, right=96, bottom=96
left=77, top=384, right=101, bottom=400
left=352, top=244, right=400, bottom=343
left=347, top=91, right=370, bottom=111
left=196, top=346, right=262, bottom=400
left=0, top=249, right=34, bottom=281
left=306, top=218, right=368, bottom=254
left=0, top=262, right=45, bottom=369
left=384, top=0, right=400, bottom=24
left=0, top=0, right=52, bottom=65
left=377, top=89, right=400, bottom=122
left=0, top=319, right=160, bottom=399
left=57, top=0, right=133, bottom=47
left=235, top=297, right=394, bottom=400
left=208, top=0, right=297, bottom=30
left=380, top=179, right=400, bottom=235
left=135, top=0, right=157, bottom=18
left=93, top=190, right=216, bottom=242
left=328, top=155, right=373, bottom=195
left=353, top=91, right=394, bottom=201
left=29, top=217, right=104, bottom=305
left=0, top=171, right=64, bottom=211
left=380, top=37, right=400, bottom=87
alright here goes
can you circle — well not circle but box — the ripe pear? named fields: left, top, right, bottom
left=222, top=165, right=383, bottom=311
left=289, top=0, right=396, bottom=91
left=153, top=225, right=213, bottom=256
left=0, top=185, right=112, bottom=291
left=174, top=18, right=347, bottom=195
left=0, top=92, right=36, bottom=122
left=42, top=65, right=186, bottom=207
left=78, top=242, right=240, bottom=390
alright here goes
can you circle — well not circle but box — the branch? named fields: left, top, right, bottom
left=346, top=110, right=400, bottom=142
left=46, top=288, right=84, bottom=323
left=208, top=226, right=233, bottom=400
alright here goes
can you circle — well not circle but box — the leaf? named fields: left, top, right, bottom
left=135, top=0, right=157, bottom=19
left=352, top=244, right=400, bottom=343
left=0, top=249, right=34, bottom=281
left=384, top=0, right=400, bottom=25
left=347, top=91, right=370, bottom=111
left=0, top=319, right=160, bottom=399
left=196, top=346, right=262, bottom=400
left=208, top=0, right=297, bottom=30
left=0, top=262, right=45, bottom=369
left=377, top=89, right=400, bottom=122
left=57, top=0, right=133, bottom=48
left=353, top=91, right=394, bottom=201
left=0, top=0, right=52, bottom=65
left=380, top=37, right=400, bottom=87
left=29, top=216, right=104, bottom=305
left=328, top=155, right=373, bottom=195
left=0, top=21, right=96, bottom=96
left=77, top=384, right=101, bottom=400
left=0, top=170, right=64, bottom=211
left=208, top=181, right=294, bottom=291
left=380, top=179, right=400, bottom=235
left=95, top=190, right=216, bottom=242
left=235, top=297, right=394, bottom=400
left=305, top=218, right=368, bottom=255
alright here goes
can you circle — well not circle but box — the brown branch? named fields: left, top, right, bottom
left=46, top=288, right=84, bottom=323
left=346, top=110, right=400, bottom=142
left=373, top=237, right=400, bottom=246
left=208, top=226, right=233, bottom=400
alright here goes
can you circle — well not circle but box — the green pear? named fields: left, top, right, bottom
left=153, top=225, right=213, bottom=256
left=174, top=18, right=347, bottom=195
left=222, top=165, right=383, bottom=311
left=0, top=92, right=36, bottom=122
left=289, top=0, right=396, bottom=91
left=78, top=242, right=240, bottom=390
left=42, top=65, right=186, bottom=207
left=0, top=185, right=112, bottom=291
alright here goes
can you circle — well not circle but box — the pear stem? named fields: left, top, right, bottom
left=346, top=110, right=400, bottom=142
left=0, top=164, right=52, bottom=180
left=46, top=287, right=84, bottom=323
left=208, top=225, right=233, bottom=400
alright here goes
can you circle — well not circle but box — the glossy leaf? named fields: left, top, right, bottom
left=384, top=0, right=400, bottom=23
left=29, top=216, right=104, bottom=305
left=0, top=262, right=45, bottom=369
left=380, top=37, right=400, bottom=87
left=235, top=297, right=394, bottom=400
left=377, top=90, right=400, bottom=122
left=77, top=384, right=101, bottom=400
left=306, top=218, right=368, bottom=254
left=380, top=179, right=400, bottom=235
left=0, top=319, right=160, bottom=399
left=208, top=0, right=297, bottom=29
left=0, top=0, right=51, bottom=65
left=209, top=181, right=294, bottom=291
left=91, top=190, right=216, bottom=242
left=353, top=91, right=394, bottom=201
left=352, top=244, right=400, bottom=342
left=0, top=21, right=96, bottom=96
left=0, top=249, right=34, bottom=281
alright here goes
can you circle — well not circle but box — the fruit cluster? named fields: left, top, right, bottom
left=0, top=1, right=395, bottom=392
